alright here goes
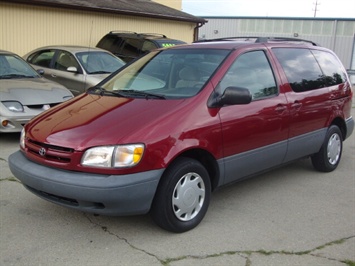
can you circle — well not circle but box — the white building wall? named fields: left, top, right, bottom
left=199, top=17, right=355, bottom=69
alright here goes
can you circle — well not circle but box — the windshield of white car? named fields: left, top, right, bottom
left=76, top=51, right=126, bottom=74
left=98, top=48, right=229, bottom=99
left=0, top=54, right=40, bottom=79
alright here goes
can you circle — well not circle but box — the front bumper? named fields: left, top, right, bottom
left=0, top=115, right=30, bottom=132
left=9, top=151, right=164, bottom=216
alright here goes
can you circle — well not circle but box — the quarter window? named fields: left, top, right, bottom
left=27, top=50, right=55, bottom=68
left=219, top=50, right=277, bottom=100
left=311, top=50, right=347, bottom=86
left=273, top=48, right=325, bottom=92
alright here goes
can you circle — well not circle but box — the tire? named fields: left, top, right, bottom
left=151, top=157, right=211, bottom=233
left=311, top=125, right=343, bottom=172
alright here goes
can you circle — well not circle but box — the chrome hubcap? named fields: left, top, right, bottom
left=327, top=133, right=341, bottom=165
left=172, top=172, right=205, bottom=221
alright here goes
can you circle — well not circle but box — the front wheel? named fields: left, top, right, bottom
left=151, top=157, right=211, bottom=233
left=311, top=125, right=343, bottom=172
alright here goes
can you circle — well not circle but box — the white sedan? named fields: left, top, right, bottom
left=0, top=50, right=73, bottom=133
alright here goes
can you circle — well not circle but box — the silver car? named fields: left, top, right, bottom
left=0, top=50, right=73, bottom=133
left=24, top=46, right=126, bottom=95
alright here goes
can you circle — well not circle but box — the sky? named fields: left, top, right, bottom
left=181, top=0, right=355, bottom=18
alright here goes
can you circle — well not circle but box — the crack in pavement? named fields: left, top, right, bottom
left=0, top=176, right=20, bottom=182
left=160, top=237, right=355, bottom=265
left=84, top=216, right=355, bottom=266
left=84, top=213, right=164, bottom=264
left=162, top=236, right=355, bottom=265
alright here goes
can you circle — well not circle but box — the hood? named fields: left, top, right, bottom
left=0, top=78, right=72, bottom=104
left=26, top=93, right=187, bottom=150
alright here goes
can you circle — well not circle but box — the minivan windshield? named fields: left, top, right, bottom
left=97, top=49, right=229, bottom=99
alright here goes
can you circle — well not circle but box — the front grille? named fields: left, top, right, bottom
left=27, top=102, right=61, bottom=110
left=27, top=139, right=74, bottom=163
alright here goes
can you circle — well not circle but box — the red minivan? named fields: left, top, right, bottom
left=9, top=37, right=354, bottom=233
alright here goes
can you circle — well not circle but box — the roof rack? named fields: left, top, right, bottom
left=109, top=30, right=137, bottom=34
left=195, top=36, right=319, bottom=46
left=139, top=33, right=167, bottom=38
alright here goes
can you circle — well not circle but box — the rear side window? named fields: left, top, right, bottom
left=121, top=38, right=143, bottom=59
left=311, top=50, right=347, bottom=86
left=273, top=48, right=324, bottom=92
left=27, top=50, right=55, bottom=68
left=97, top=35, right=123, bottom=53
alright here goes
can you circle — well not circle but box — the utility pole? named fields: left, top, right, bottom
left=313, top=0, right=320, bottom=17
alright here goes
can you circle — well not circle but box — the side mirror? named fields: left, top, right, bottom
left=67, top=66, right=78, bottom=73
left=36, top=69, right=45, bottom=75
left=208, top=87, right=252, bottom=108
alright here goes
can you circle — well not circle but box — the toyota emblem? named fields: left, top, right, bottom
left=39, top=147, right=46, bottom=157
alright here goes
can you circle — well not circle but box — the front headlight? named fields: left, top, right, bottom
left=2, top=101, right=24, bottom=112
left=81, top=144, right=144, bottom=168
left=20, top=128, right=25, bottom=149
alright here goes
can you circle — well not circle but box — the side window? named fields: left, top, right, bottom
left=97, top=35, right=117, bottom=51
left=219, top=50, right=277, bottom=100
left=99, top=36, right=124, bottom=55
left=273, top=48, right=325, bottom=92
left=121, top=38, right=143, bottom=58
left=311, top=50, right=347, bottom=85
left=54, top=51, right=79, bottom=71
left=27, top=50, right=55, bottom=68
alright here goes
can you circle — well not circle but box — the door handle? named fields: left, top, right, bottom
left=51, top=74, right=57, bottom=78
left=291, top=101, right=302, bottom=110
left=275, top=104, right=287, bottom=113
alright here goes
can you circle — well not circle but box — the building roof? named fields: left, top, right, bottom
left=202, top=16, right=355, bottom=21
left=1, top=0, right=206, bottom=24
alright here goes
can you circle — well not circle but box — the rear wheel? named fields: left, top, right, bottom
left=311, top=125, right=343, bottom=172
left=151, top=157, right=211, bottom=233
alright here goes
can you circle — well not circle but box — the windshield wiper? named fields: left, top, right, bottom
left=90, top=71, right=111, bottom=74
left=0, top=74, right=34, bottom=79
left=120, top=89, right=166, bottom=99
left=88, top=86, right=125, bottom=97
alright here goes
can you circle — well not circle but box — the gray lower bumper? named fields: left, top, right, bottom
left=8, top=151, right=164, bottom=216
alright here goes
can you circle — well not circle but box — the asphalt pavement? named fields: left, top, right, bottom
left=1, top=107, right=354, bottom=266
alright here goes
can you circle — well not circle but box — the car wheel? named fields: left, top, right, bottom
left=151, top=157, right=211, bottom=233
left=311, top=125, right=343, bottom=172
